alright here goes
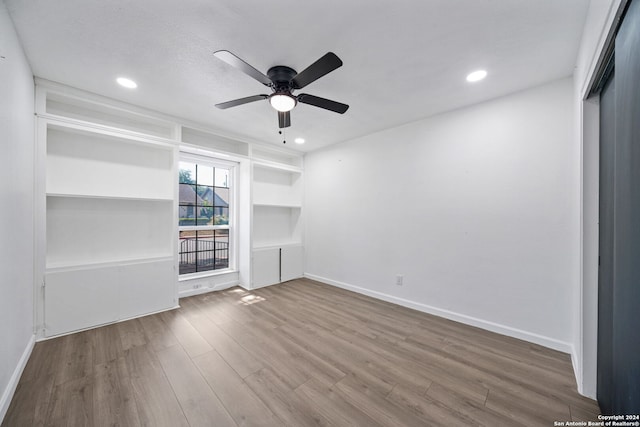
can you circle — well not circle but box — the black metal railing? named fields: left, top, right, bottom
left=179, top=238, right=229, bottom=274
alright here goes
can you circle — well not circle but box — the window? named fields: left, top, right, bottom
left=178, top=156, right=234, bottom=275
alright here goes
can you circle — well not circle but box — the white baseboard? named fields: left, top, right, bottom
left=37, top=305, right=181, bottom=342
left=0, top=334, right=35, bottom=423
left=570, top=344, right=584, bottom=395
left=178, top=280, right=238, bottom=298
left=242, top=281, right=280, bottom=291
left=304, top=273, right=573, bottom=354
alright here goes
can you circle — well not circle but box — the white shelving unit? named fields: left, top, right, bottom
left=33, top=80, right=307, bottom=336
left=41, top=117, right=178, bottom=336
left=251, top=147, right=304, bottom=288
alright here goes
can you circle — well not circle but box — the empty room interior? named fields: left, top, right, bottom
left=2, top=0, right=640, bottom=425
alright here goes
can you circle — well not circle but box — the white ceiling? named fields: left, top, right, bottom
left=5, top=0, right=589, bottom=152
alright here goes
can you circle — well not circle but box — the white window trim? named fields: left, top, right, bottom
left=178, top=152, right=239, bottom=278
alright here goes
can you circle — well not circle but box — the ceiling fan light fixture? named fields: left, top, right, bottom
left=269, top=93, right=296, bottom=112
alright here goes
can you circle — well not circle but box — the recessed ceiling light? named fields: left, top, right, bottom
left=466, top=70, right=487, bottom=83
left=294, top=138, right=305, bottom=144
left=116, top=77, right=138, bottom=89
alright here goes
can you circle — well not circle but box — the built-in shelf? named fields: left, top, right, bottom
left=46, top=255, right=174, bottom=272
left=181, top=126, right=249, bottom=157
left=46, top=125, right=175, bottom=201
left=250, top=146, right=304, bottom=288
left=253, top=162, right=302, bottom=207
left=253, top=159, right=303, bottom=174
left=252, top=146, right=303, bottom=168
left=253, top=242, right=303, bottom=251
left=41, top=115, right=177, bottom=337
left=44, top=90, right=176, bottom=139
left=253, top=202, right=302, bottom=208
left=46, top=192, right=173, bottom=202
left=252, top=203, right=302, bottom=250
left=46, top=196, right=174, bottom=268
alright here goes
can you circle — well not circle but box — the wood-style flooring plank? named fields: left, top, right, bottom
left=333, top=374, right=435, bottom=427
left=0, top=373, right=55, bottom=427
left=158, top=309, right=212, bottom=358
left=137, top=312, right=179, bottom=352
left=179, top=297, right=263, bottom=378
left=485, top=387, right=571, bottom=426
left=156, top=345, right=236, bottom=427
left=1, top=339, right=62, bottom=427
left=45, top=375, right=94, bottom=427
left=244, top=368, right=331, bottom=427
left=277, top=322, right=397, bottom=396
left=386, top=384, right=473, bottom=427
left=295, top=378, right=384, bottom=427
left=217, top=320, right=312, bottom=390
left=93, top=358, right=141, bottom=427
left=116, top=318, right=148, bottom=351
left=425, top=382, right=519, bottom=427
left=123, top=345, right=190, bottom=427
left=92, top=323, right=124, bottom=365
left=54, top=330, right=95, bottom=387
left=193, top=350, right=278, bottom=427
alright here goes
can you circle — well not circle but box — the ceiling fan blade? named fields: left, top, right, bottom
left=213, top=50, right=272, bottom=86
left=297, top=94, right=349, bottom=114
left=215, top=94, right=268, bottom=109
left=278, top=111, right=291, bottom=128
left=292, top=52, right=343, bottom=89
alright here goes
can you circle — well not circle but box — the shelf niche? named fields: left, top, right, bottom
left=45, top=92, right=175, bottom=138
left=46, top=196, right=174, bottom=269
left=252, top=205, right=302, bottom=249
left=253, top=164, right=302, bottom=207
left=46, top=126, right=174, bottom=200
left=181, top=127, right=249, bottom=157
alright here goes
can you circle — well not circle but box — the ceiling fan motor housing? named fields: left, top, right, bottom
left=267, top=65, right=298, bottom=92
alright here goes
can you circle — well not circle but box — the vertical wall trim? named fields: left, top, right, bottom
left=0, top=335, right=35, bottom=423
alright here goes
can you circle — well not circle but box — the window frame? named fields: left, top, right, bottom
left=178, top=152, right=238, bottom=278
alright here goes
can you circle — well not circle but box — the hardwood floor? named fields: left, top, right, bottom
left=3, top=278, right=600, bottom=426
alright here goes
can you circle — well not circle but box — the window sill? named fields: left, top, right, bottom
left=178, top=268, right=237, bottom=282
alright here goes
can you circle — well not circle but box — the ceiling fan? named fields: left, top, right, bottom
left=213, top=50, right=349, bottom=129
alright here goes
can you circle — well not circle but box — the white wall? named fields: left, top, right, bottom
left=305, top=77, right=578, bottom=353
left=573, top=0, right=623, bottom=399
left=0, top=1, right=35, bottom=421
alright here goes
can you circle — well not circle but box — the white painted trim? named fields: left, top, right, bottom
left=579, top=0, right=626, bottom=99
left=253, top=159, right=303, bottom=174
left=38, top=305, right=180, bottom=341
left=43, top=118, right=177, bottom=149
left=0, top=335, right=35, bottom=423
left=177, top=269, right=237, bottom=282
left=242, top=281, right=280, bottom=291
left=570, top=344, right=583, bottom=395
left=576, top=0, right=625, bottom=399
left=179, top=142, right=248, bottom=162
left=305, top=273, right=574, bottom=354
left=178, top=280, right=239, bottom=298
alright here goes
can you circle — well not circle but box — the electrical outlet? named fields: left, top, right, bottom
left=396, top=275, right=403, bottom=286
